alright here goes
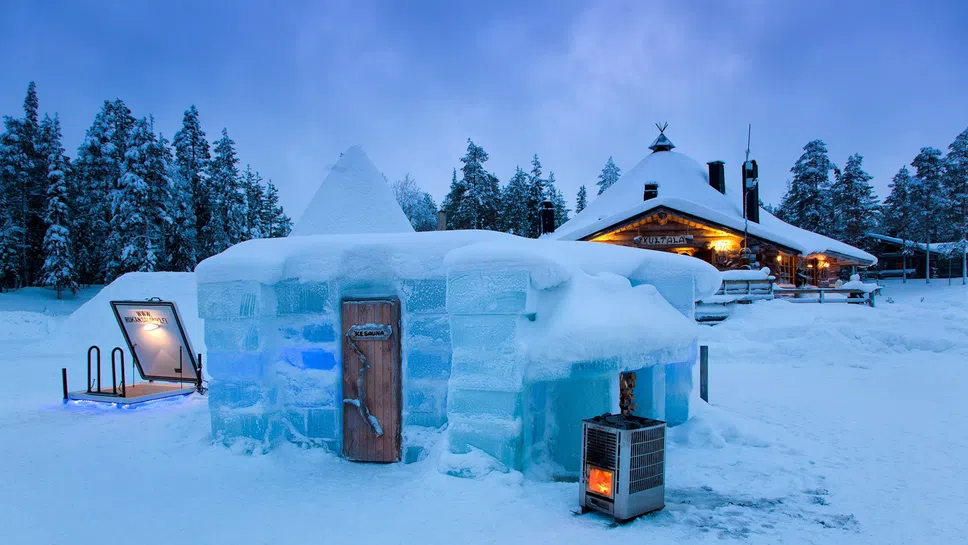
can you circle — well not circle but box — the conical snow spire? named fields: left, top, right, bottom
left=291, top=145, right=414, bottom=236
left=648, top=122, right=676, bottom=152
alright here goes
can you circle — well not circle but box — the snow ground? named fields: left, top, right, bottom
left=0, top=278, right=965, bottom=544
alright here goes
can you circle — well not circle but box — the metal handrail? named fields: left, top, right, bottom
left=87, top=346, right=101, bottom=393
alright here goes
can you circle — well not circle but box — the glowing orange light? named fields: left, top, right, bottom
left=586, top=466, right=614, bottom=498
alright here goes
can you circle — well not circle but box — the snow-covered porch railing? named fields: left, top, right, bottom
left=774, top=276, right=881, bottom=307
left=700, top=268, right=775, bottom=305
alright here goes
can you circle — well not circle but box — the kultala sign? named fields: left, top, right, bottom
left=633, top=235, right=694, bottom=247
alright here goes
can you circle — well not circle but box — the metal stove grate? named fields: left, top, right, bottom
left=628, top=426, right=664, bottom=494
left=584, top=427, right=618, bottom=469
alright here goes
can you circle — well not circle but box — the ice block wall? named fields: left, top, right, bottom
left=199, top=280, right=282, bottom=448
left=399, top=278, right=452, bottom=462
left=443, top=256, right=698, bottom=478
left=199, top=273, right=454, bottom=459
left=444, top=269, right=531, bottom=471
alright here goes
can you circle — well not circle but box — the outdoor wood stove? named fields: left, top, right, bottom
left=579, top=413, right=665, bottom=522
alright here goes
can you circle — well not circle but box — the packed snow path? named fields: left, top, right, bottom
left=0, top=279, right=965, bottom=544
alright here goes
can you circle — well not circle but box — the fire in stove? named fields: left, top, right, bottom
left=579, top=413, right=665, bottom=523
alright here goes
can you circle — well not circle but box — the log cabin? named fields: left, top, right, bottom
left=549, top=126, right=876, bottom=287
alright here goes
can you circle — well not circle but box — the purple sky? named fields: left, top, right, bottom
left=2, top=0, right=966, bottom=222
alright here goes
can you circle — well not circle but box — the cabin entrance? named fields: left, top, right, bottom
left=341, top=299, right=402, bottom=462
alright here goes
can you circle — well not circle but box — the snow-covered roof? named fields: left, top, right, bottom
left=291, top=145, right=414, bottom=236
left=867, top=233, right=966, bottom=255
left=196, top=230, right=722, bottom=300
left=551, top=148, right=877, bottom=265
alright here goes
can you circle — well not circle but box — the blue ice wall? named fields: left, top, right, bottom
left=445, top=269, right=530, bottom=470
left=199, top=275, right=454, bottom=459
left=444, top=263, right=699, bottom=478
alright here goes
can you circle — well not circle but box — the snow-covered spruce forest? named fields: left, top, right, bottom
left=0, top=83, right=293, bottom=297
left=772, top=135, right=968, bottom=257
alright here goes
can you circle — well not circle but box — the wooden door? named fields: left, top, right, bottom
left=341, top=299, right=401, bottom=462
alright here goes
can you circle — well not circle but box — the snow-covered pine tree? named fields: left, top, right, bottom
left=576, top=185, right=587, bottom=214
left=392, top=174, right=439, bottom=231
left=943, top=127, right=968, bottom=283
left=523, top=154, right=547, bottom=238
left=0, top=211, right=20, bottom=290
left=72, top=99, right=135, bottom=283
left=242, top=165, right=266, bottom=240
left=393, top=173, right=420, bottom=226
left=72, top=102, right=113, bottom=284
left=417, top=192, right=439, bottom=231
left=22, top=84, right=52, bottom=284
left=596, top=156, right=621, bottom=195
left=442, top=168, right=469, bottom=230
left=157, top=130, right=196, bottom=272
left=261, top=181, right=291, bottom=237
left=778, top=140, right=837, bottom=236
left=0, top=116, right=32, bottom=288
left=880, top=167, right=916, bottom=282
left=105, top=118, right=171, bottom=279
left=207, top=128, right=246, bottom=254
left=546, top=172, right=570, bottom=228
left=451, top=139, right=500, bottom=231
left=830, top=153, right=879, bottom=250
left=910, top=147, right=947, bottom=282
left=172, top=105, right=210, bottom=261
left=39, top=115, right=78, bottom=298
left=499, top=166, right=530, bottom=235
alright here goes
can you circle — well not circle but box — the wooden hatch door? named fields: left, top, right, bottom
left=341, top=299, right=401, bottom=462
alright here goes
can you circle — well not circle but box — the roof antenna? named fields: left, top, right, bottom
left=743, top=124, right=752, bottom=264
left=656, top=121, right=669, bottom=134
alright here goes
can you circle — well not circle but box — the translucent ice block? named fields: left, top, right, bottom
left=205, top=351, right=265, bottom=381
left=405, top=379, right=448, bottom=428
left=210, top=407, right=272, bottom=444
left=285, top=407, right=338, bottom=442
left=448, top=388, right=521, bottom=419
left=204, top=319, right=262, bottom=352
left=406, top=350, right=451, bottom=380
left=447, top=415, right=522, bottom=470
left=274, top=279, right=332, bottom=316
left=664, top=360, right=694, bottom=426
left=446, top=270, right=529, bottom=315
left=449, top=315, right=518, bottom=354
left=207, top=380, right=265, bottom=409
left=631, top=364, right=666, bottom=422
left=197, top=281, right=268, bottom=319
left=402, top=279, right=447, bottom=314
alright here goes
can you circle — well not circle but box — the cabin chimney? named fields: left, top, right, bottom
left=742, top=159, right=760, bottom=223
left=437, top=210, right=447, bottom=230
left=707, top=161, right=725, bottom=194
left=538, top=200, right=556, bottom=235
left=643, top=182, right=659, bottom=201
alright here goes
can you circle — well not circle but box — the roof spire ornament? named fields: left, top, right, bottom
left=648, top=122, right=676, bottom=152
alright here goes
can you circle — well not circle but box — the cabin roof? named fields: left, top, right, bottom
left=551, top=146, right=876, bottom=266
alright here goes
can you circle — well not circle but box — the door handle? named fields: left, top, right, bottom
left=342, top=331, right=384, bottom=437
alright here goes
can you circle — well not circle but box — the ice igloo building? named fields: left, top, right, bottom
left=196, top=146, right=721, bottom=479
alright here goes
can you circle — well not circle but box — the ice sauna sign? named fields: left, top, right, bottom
left=110, top=300, right=200, bottom=383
